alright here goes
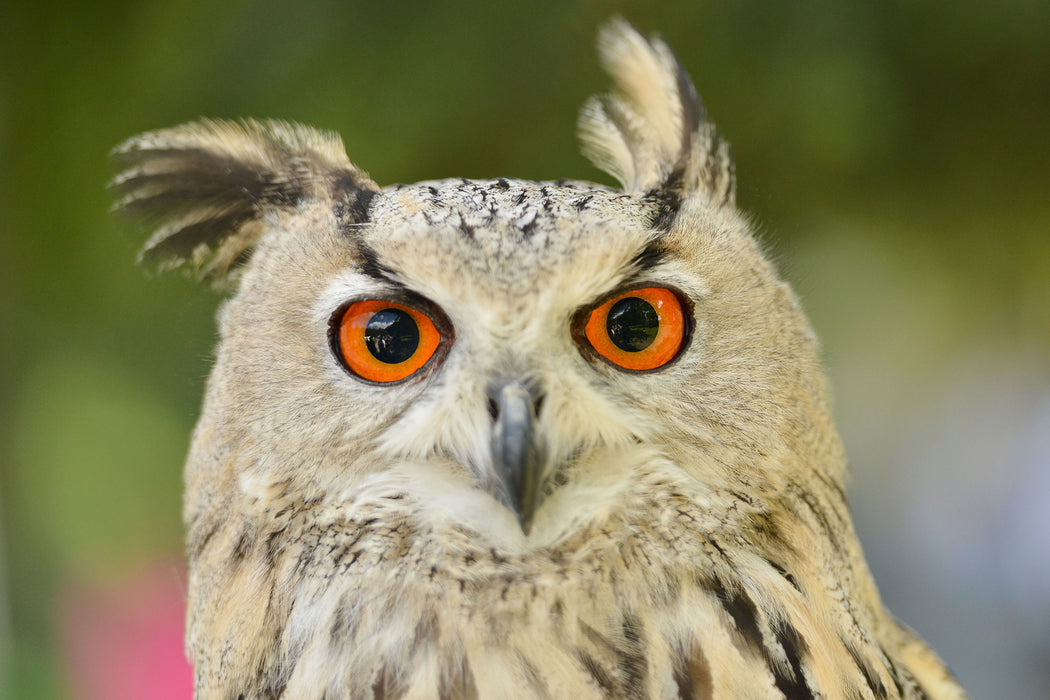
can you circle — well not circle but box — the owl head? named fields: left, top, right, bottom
left=112, top=20, right=842, bottom=549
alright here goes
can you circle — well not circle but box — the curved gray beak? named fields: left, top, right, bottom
left=489, top=381, right=546, bottom=534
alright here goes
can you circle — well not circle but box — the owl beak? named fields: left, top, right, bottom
left=489, top=381, right=545, bottom=534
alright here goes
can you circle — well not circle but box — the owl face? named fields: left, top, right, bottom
left=199, top=173, right=820, bottom=548
left=111, top=9, right=839, bottom=556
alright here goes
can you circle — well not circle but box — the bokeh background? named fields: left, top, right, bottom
left=2, top=1, right=1047, bottom=697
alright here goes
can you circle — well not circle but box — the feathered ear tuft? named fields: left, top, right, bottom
left=578, top=19, right=735, bottom=208
left=110, top=119, right=379, bottom=282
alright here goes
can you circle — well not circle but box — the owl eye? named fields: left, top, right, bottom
left=334, top=300, right=443, bottom=383
left=579, top=287, right=688, bottom=371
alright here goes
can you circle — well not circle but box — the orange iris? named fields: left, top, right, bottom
left=337, top=300, right=442, bottom=382
left=582, top=287, right=687, bottom=371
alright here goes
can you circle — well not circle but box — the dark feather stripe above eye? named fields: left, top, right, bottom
left=644, top=185, right=683, bottom=233
left=354, top=240, right=401, bottom=284
left=628, top=239, right=670, bottom=273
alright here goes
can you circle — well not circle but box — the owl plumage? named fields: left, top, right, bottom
left=112, top=19, right=966, bottom=700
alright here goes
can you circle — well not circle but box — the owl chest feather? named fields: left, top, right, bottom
left=188, top=483, right=936, bottom=700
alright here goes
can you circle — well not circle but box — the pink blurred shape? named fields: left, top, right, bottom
left=60, top=561, right=193, bottom=700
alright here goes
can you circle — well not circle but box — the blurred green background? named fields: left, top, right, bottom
left=2, top=1, right=1048, bottom=697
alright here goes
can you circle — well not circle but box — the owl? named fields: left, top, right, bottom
left=112, top=20, right=967, bottom=700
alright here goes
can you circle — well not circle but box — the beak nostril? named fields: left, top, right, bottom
left=487, top=397, right=500, bottom=422
left=533, top=393, right=545, bottom=417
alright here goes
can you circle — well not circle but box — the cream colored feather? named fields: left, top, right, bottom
left=113, top=19, right=966, bottom=700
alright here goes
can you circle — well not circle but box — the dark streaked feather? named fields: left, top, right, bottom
left=616, top=613, right=650, bottom=699
left=770, top=617, right=815, bottom=700
left=110, top=119, right=378, bottom=280
left=672, top=642, right=713, bottom=700
left=438, top=657, right=480, bottom=700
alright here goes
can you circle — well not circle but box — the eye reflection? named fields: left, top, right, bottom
left=364, top=309, right=420, bottom=364
left=606, top=297, right=659, bottom=352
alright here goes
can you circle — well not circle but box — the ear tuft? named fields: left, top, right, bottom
left=110, top=119, right=378, bottom=282
left=578, top=19, right=735, bottom=207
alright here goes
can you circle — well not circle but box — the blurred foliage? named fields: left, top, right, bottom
left=1, top=0, right=1047, bottom=697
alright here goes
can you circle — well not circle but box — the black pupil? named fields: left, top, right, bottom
left=364, top=309, right=420, bottom=364
left=606, top=297, right=659, bottom=352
